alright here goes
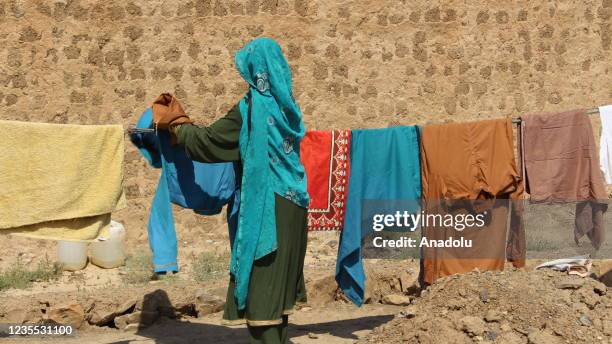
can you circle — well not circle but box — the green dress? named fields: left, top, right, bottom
left=176, top=105, right=308, bottom=343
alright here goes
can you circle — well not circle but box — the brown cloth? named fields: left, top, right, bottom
left=521, top=109, right=607, bottom=249
left=151, top=93, right=193, bottom=130
left=420, top=118, right=525, bottom=285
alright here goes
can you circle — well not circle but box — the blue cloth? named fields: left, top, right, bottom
left=336, top=126, right=422, bottom=306
left=232, top=38, right=309, bottom=309
left=130, top=108, right=240, bottom=273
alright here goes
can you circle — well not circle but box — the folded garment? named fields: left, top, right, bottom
left=535, top=255, right=592, bottom=277
left=0, top=120, right=126, bottom=241
left=599, top=105, right=612, bottom=184
left=420, top=118, right=525, bottom=284
left=337, top=126, right=422, bottom=306
left=130, top=108, right=239, bottom=273
left=300, top=130, right=351, bottom=231
left=521, top=109, right=607, bottom=249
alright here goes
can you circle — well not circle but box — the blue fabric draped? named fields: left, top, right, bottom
left=130, top=108, right=240, bottom=273
left=232, top=38, right=309, bottom=309
left=336, top=126, right=422, bottom=306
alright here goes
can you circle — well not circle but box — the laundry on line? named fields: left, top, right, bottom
left=126, top=107, right=602, bottom=134
left=0, top=120, right=126, bottom=241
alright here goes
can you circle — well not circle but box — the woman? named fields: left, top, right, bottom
left=153, top=38, right=309, bottom=344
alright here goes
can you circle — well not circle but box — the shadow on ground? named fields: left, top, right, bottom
left=110, top=314, right=393, bottom=344
left=106, top=288, right=394, bottom=343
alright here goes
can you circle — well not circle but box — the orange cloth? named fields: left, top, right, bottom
left=420, top=118, right=525, bottom=284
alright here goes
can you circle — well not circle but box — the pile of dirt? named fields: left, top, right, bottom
left=359, top=268, right=611, bottom=344
left=305, top=259, right=420, bottom=307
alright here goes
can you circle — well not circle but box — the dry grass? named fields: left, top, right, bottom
left=191, top=251, right=229, bottom=282
left=121, top=250, right=154, bottom=285
left=0, top=256, right=62, bottom=291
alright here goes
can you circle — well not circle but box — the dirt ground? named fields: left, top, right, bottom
left=0, top=228, right=414, bottom=344
left=1, top=221, right=611, bottom=344
left=2, top=302, right=401, bottom=344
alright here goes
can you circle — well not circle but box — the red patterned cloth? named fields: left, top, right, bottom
left=300, top=130, right=351, bottom=231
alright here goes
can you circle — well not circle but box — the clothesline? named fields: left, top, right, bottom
left=511, top=107, right=600, bottom=124
left=126, top=107, right=603, bottom=133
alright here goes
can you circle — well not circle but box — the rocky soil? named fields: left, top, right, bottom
left=1, top=254, right=610, bottom=343
left=360, top=264, right=612, bottom=344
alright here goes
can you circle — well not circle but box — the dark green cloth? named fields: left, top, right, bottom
left=175, top=105, right=242, bottom=163
left=223, top=194, right=307, bottom=325
left=248, top=316, right=288, bottom=344
left=175, top=106, right=308, bottom=343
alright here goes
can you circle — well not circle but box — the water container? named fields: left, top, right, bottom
left=57, top=240, right=88, bottom=271
left=89, top=220, right=126, bottom=269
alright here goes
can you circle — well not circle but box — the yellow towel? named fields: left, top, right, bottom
left=0, top=120, right=126, bottom=241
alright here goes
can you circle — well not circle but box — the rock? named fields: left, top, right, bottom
left=4, top=308, right=26, bottom=323
left=116, top=299, right=137, bottom=314
left=527, top=330, right=562, bottom=344
left=603, top=320, right=612, bottom=336
left=484, top=310, right=502, bottom=322
left=485, top=331, right=498, bottom=341
left=88, top=299, right=137, bottom=326
left=499, top=322, right=512, bottom=332
left=479, top=289, right=489, bottom=303
left=4, top=308, right=40, bottom=324
left=592, top=318, right=603, bottom=331
left=114, top=311, right=159, bottom=330
left=497, top=332, right=525, bottom=344
left=83, top=300, right=96, bottom=314
left=555, top=278, right=584, bottom=290
left=593, top=280, right=607, bottom=296
left=460, top=316, right=485, bottom=336
left=174, top=302, right=197, bottom=317
left=398, top=306, right=417, bottom=319
left=446, top=298, right=464, bottom=310
left=88, top=309, right=117, bottom=326
left=113, top=314, right=129, bottom=330
left=579, top=314, right=592, bottom=327
left=195, top=290, right=225, bottom=317
left=47, top=304, right=84, bottom=329
left=399, top=270, right=416, bottom=293
left=578, top=289, right=600, bottom=309
left=124, top=323, right=140, bottom=331
left=308, top=332, right=318, bottom=339
left=382, top=294, right=412, bottom=306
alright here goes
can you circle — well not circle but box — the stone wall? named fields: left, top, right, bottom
left=1, top=0, right=611, bottom=242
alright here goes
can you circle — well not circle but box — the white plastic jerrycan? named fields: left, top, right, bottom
left=57, top=240, right=88, bottom=271
left=89, top=220, right=126, bottom=269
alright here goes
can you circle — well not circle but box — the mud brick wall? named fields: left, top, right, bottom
left=1, top=1, right=611, bottom=242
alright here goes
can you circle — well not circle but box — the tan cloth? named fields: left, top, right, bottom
left=521, top=109, right=607, bottom=249
left=420, top=118, right=525, bottom=284
left=0, top=120, right=126, bottom=241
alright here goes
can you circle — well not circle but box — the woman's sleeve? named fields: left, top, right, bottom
left=175, top=104, right=242, bottom=163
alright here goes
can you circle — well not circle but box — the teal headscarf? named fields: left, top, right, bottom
left=232, top=38, right=309, bottom=310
